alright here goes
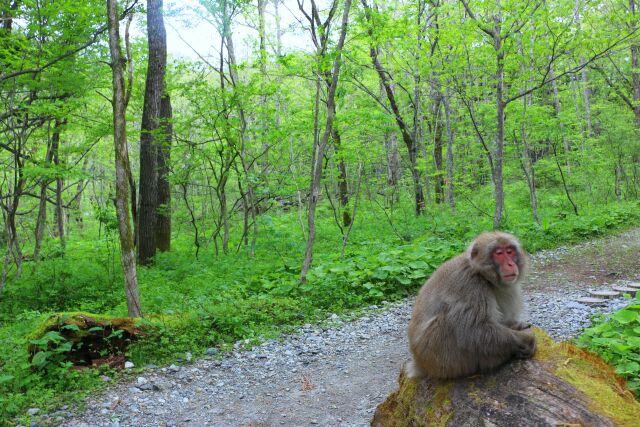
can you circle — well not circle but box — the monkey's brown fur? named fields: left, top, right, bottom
left=407, top=231, right=536, bottom=379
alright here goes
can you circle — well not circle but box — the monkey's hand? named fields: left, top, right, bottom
left=508, top=321, right=532, bottom=331
left=514, top=331, right=536, bottom=359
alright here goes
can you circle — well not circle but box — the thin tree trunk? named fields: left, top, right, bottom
left=493, top=31, right=506, bottom=229
left=300, top=0, right=353, bottom=283
left=630, top=0, right=640, bottom=126
left=443, top=87, right=455, bottom=210
left=550, top=64, right=571, bottom=174
left=580, top=61, right=594, bottom=135
left=224, top=16, right=258, bottom=257
left=384, top=129, right=400, bottom=201
left=363, top=0, right=425, bottom=214
left=431, top=86, right=444, bottom=204
left=34, top=137, right=55, bottom=263
left=6, top=179, right=24, bottom=279
left=381, top=79, right=401, bottom=202
left=138, top=0, right=167, bottom=265
left=51, top=120, right=66, bottom=251
left=107, top=0, right=142, bottom=318
left=335, top=130, right=351, bottom=227
left=258, top=0, right=270, bottom=179
left=569, top=74, right=586, bottom=152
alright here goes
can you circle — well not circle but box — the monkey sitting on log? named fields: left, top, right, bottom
left=407, top=231, right=536, bottom=379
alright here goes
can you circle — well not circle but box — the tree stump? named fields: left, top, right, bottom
left=372, top=330, right=640, bottom=426
left=28, top=312, right=148, bottom=368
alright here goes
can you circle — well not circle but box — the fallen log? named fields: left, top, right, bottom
left=372, top=329, right=639, bottom=426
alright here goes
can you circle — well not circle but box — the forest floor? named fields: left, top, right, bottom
left=56, top=229, right=640, bottom=427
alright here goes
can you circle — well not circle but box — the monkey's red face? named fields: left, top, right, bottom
left=492, top=244, right=519, bottom=283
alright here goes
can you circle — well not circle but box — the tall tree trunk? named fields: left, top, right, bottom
left=52, top=121, right=66, bottom=251
left=443, top=87, right=456, bottom=210
left=384, top=129, right=400, bottom=201
left=223, top=8, right=258, bottom=257
left=300, top=0, right=353, bottom=283
left=107, top=0, right=142, bottom=318
left=6, top=178, right=24, bottom=279
left=258, top=0, right=270, bottom=180
left=550, top=64, right=571, bottom=174
left=138, top=0, right=167, bottom=265
left=519, top=100, right=540, bottom=224
left=431, top=87, right=444, bottom=204
left=335, top=130, right=351, bottom=226
left=34, top=137, right=55, bottom=263
left=630, top=0, right=640, bottom=127
left=156, top=94, right=172, bottom=252
left=493, top=32, right=506, bottom=229
left=573, top=2, right=594, bottom=136
left=580, top=61, right=594, bottom=135
left=362, top=0, right=425, bottom=215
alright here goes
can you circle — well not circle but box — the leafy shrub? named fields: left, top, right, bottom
left=577, top=303, right=640, bottom=396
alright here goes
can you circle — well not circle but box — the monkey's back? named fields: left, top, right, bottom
left=408, top=252, right=496, bottom=378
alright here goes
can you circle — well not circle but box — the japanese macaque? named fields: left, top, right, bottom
left=407, top=231, right=536, bottom=379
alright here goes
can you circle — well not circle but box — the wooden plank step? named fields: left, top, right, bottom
left=588, top=290, right=620, bottom=299
left=611, top=286, right=638, bottom=296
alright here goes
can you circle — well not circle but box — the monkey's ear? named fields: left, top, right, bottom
left=469, top=242, right=479, bottom=259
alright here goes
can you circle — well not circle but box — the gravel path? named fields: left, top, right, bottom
left=51, top=229, right=640, bottom=427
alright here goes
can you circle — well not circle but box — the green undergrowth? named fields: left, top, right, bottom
left=1, top=198, right=640, bottom=423
left=577, top=302, right=640, bottom=396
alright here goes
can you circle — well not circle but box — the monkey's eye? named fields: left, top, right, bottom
left=506, top=248, right=515, bottom=255
left=493, top=248, right=503, bottom=255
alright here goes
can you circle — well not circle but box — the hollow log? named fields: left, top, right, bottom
left=372, top=329, right=640, bottom=426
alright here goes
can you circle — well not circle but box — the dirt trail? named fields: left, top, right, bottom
left=60, top=229, right=640, bottom=427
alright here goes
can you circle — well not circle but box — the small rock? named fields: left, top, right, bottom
left=100, top=375, right=112, bottom=382
left=124, top=361, right=135, bottom=369
left=27, top=408, right=40, bottom=416
left=205, top=348, right=218, bottom=356
left=138, top=383, right=160, bottom=391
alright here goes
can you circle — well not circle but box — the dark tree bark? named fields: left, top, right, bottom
left=138, top=0, right=167, bottom=265
left=155, top=94, right=172, bottom=252
left=107, top=0, right=142, bottom=318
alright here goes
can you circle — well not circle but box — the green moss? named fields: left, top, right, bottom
left=424, top=382, right=453, bottom=426
left=530, top=329, right=640, bottom=427
left=29, top=311, right=143, bottom=340
left=554, top=344, right=639, bottom=426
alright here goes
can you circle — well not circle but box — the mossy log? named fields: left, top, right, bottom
left=372, top=329, right=640, bottom=427
left=28, top=312, right=148, bottom=368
